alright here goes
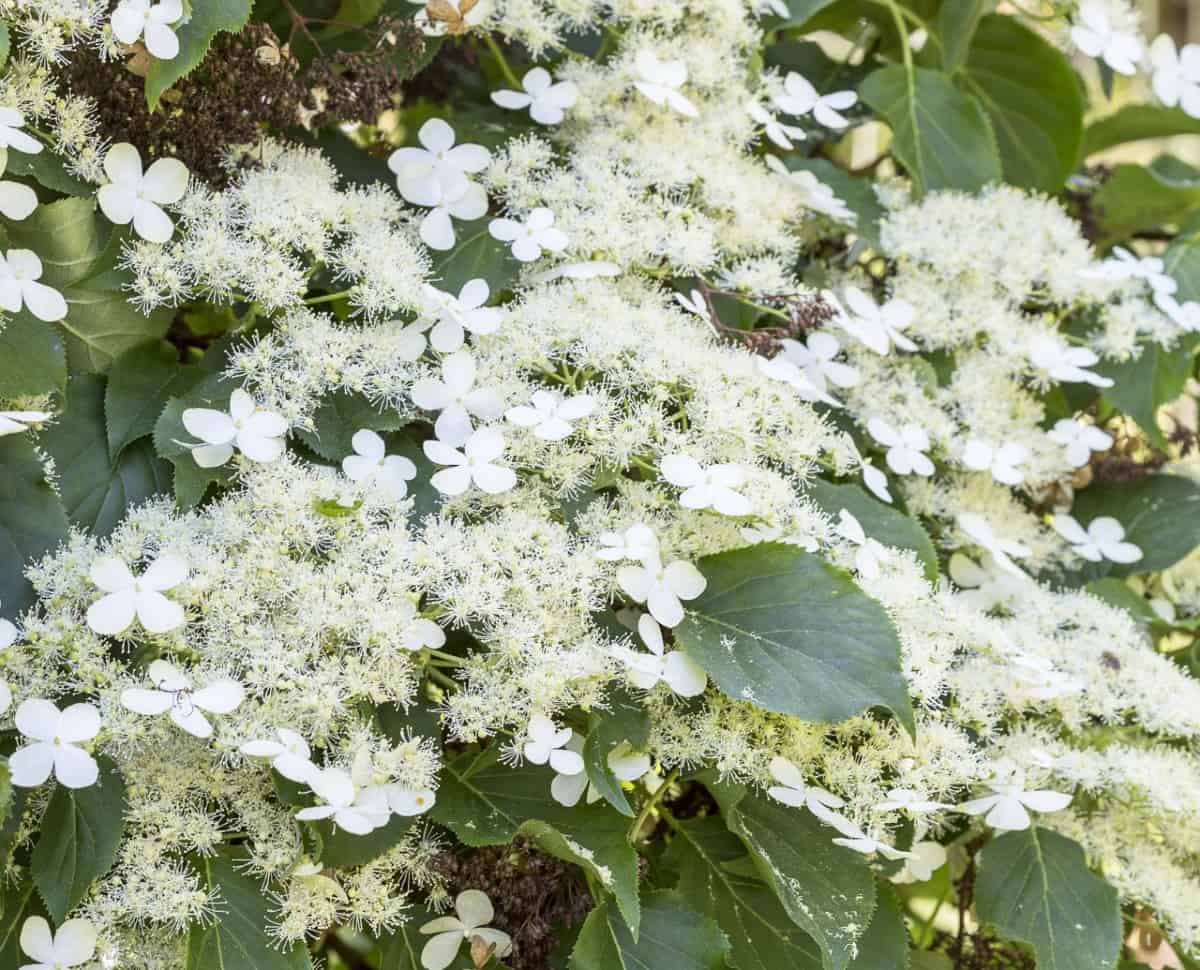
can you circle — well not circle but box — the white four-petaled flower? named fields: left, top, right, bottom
left=419, top=890, right=512, bottom=970
left=241, top=728, right=317, bottom=783
left=1070, top=0, right=1142, bottom=75
left=413, top=279, right=501, bottom=353
left=959, top=771, right=1072, bottom=831
left=19, top=916, right=97, bottom=970
left=0, top=250, right=68, bottom=322
left=1047, top=418, right=1112, bottom=468
left=296, top=766, right=391, bottom=835
left=182, top=388, right=288, bottom=468
left=1051, top=513, right=1142, bottom=564
left=412, top=351, right=504, bottom=446
left=10, top=699, right=101, bottom=789
left=388, top=120, right=490, bottom=251
left=423, top=425, right=516, bottom=495
left=867, top=418, right=934, bottom=477
left=778, top=332, right=859, bottom=394
left=97, top=143, right=188, bottom=244
left=838, top=287, right=917, bottom=355
left=613, top=612, right=707, bottom=697
left=523, top=714, right=585, bottom=775
left=111, top=0, right=182, bottom=59
left=961, top=438, right=1029, bottom=485
left=764, top=155, right=854, bottom=221
left=948, top=553, right=1028, bottom=612
left=121, top=660, right=244, bottom=738
left=491, top=68, right=578, bottom=124
left=617, top=554, right=707, bottom=628
left=506, top=389, right=595, bottom=441
left=1028, top=333, right=1112, bottom=387
left=633, top=50, right=698, bottom=117
left=773, top=72, right=857, bottom=128
left=891, top=840, right=948, bottom=884
left=660, top=454, right=753, bottom=516
left=342, top=429, right=418, bottom=501
left=489, top=207, right=569, bottom=262
left=86, top=553, right=187, bottom=635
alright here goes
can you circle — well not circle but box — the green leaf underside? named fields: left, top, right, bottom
left=711, top=784, right=876, bottom=970
left=674, top=543, right=914, bottom=733
left=31, top=756, right=126, bottom=922
left=975, top=827, right=1121, bottom=970
left=860, top=64, right=1002, bottom=194
left=568, top=892, right=729, bottom=970
left=1084, top=104, right=1200, bottom=156
left=187, top=849, right=312, bottom=970
left=432, top=748, right=641, bottom=933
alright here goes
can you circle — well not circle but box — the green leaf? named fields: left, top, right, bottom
left=0, top=782, right=27, bottom=866
left=1068, top=474, right=1200, bottom=576
left=433, top=748, right=641, bottom=933
left=187, top=849, right=312, bottom=970
left=935, top=0, right=992, bottom=72
left=848, top=883, right=908, bottom=969
left=0, top=762, right=11, bottom=833
left=0, top=23, right=9, bottom=71
left=5, top=197, right=102, bottom=289
left=296, top=392, right=406, bottom=462
left=3, top=149, right=92, bottom=196
left=1097, top=336, right=1198, bottom=448
left=975, top=827, right=1121, bottom=970
left=957, top=16, right=1084, bottom=192
left=769, top=0, right=845, bottom=27
left=860, top=65, right=1002, bottom=194
left=1084, top=578, right=1159, bottom=625
left=582, top=689, right=650, bottom=817
left=667, top=817, right=823, bottom=970
left=430, top=217, right=515, bottom=296
left=674, top=543, right=913, bottom=733
left=57, top=289, right=173, bottom=374
left=568, top=892, right=729, bottom=970
left=805, top=480, right=938, bottom=581
left=1091, top=163, right=1200, bottom=245
left=1165, top=230, right=1200, bottom=301
left=31, top=755, right=126, bottom=922
left=0, top=436, right=69, bottom=617
left=0, top=312, right=66, bottom=397
left=315, top=815, right=415, bottom=869
left=105, top=342, right=197, bottom=457
left=39, top=374, right=173, bottom=535
left=145, top=0, right=255, bottom=109
left=711, top=785, right=876, bottom=970
left=321, top=0, right=385, bottom=37
left=0, top=877, right=44, bottom=968
left=1084, top=105, right=1200, bottom=156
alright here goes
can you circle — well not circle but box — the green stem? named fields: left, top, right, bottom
left=426, top=666, right=459, bottom=692
left=483, top=33, right=522, bottom=90
left=424, top=648, right=466, bottom=668
left=882, top=0, right=913, bottom=74
left=628, top=768, right=680, bottom=842
left=304, top=289, right=354, bottom=306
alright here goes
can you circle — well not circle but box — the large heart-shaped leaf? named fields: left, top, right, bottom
left=674, top=543, right=913, bottom=733
left=568, top=892, right=728, bottom=970
left=0, top=437, right=69, bottom=618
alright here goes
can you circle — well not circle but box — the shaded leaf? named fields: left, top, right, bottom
left=674, top=543, right=913, bottom=733
left=0, top=312, right=66, bottom=397
left=105, top=341, right=197, bottom=457
left=1091, top=162, right=1200, bottom=244
left=0, top=436, right=69, bottom=617
left=976, top=827, right=1121, bottom=970
left=31, top=756, right=126, bottom=922
left=568, top=892, right=728, bottom=970
left=430, top=217, right=515, bottom=296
